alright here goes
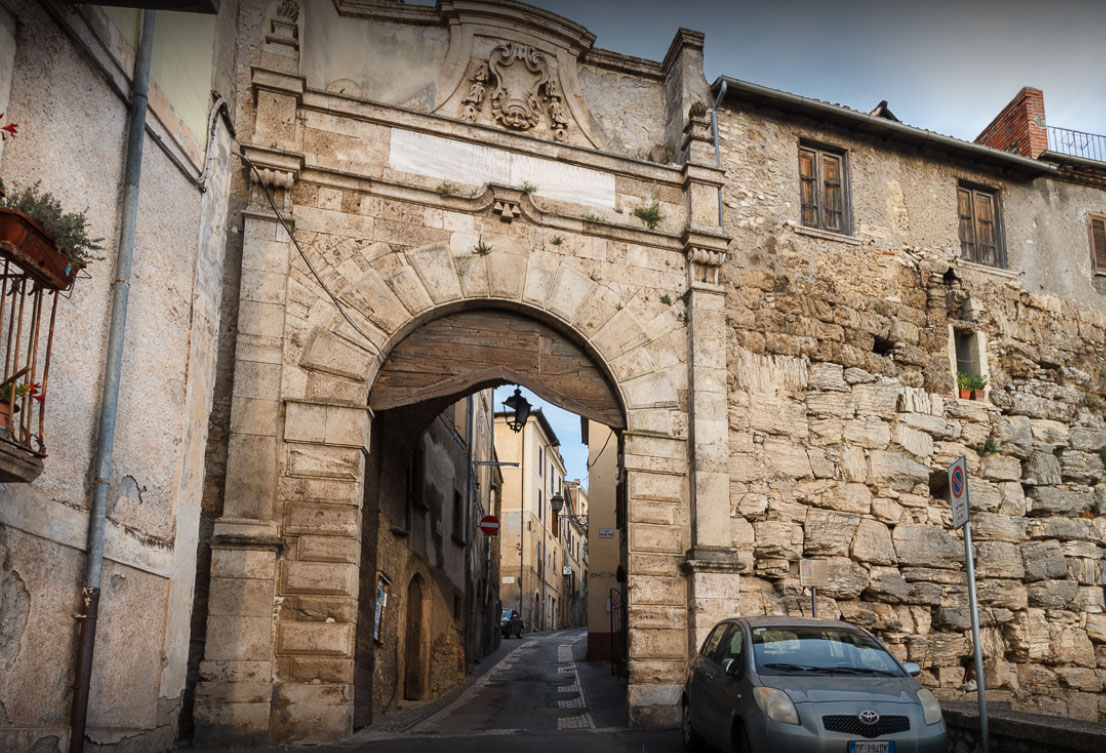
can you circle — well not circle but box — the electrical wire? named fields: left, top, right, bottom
left=586, top=427, right=613, bottom=470
left=236, top=149, right=383, bottom=356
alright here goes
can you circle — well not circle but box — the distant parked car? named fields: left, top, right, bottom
left=682, top=616, right=947, bottom=753
left=501, top=608, right=523, bottom=638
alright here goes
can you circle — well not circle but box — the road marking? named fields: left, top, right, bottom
left=555, top=641, right=595, bottom=730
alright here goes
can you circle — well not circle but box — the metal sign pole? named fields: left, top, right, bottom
left=811, top=586, right=818, bottom=618
left=963, top=519, right=989, bottom=753
left=949, top=455, right=988, bottom=753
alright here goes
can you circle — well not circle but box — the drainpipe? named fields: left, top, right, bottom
left=463, top=393, right=474, bottom=664
left=710, top=80, right=728, bottom=231
left=69, top=11, right=155, bottom=753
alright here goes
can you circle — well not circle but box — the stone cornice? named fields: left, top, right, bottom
left=299, top=90, right=685, bottom=187
left=241, top=143, right=305, bottom=189
left=582, top=47, right=665, bottom=81
left=251, top=66, right=306, bottom=101
left=662, top=27, right=705, bottom=74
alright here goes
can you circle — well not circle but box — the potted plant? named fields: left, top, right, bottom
left=0, top=381, right=41, bottom=431
left=0, top=180, right=103, bottom=289
left=956, top=372, right=987, bottom=400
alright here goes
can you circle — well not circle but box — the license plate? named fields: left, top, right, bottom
left=849, top=743, right=893, bottom=753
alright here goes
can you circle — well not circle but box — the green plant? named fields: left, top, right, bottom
left=582, top=211, right=601, bottom=223
left=614, top=207, right=624, bottom=214
left=1079, top=392, right=1103, bottom=410
left=1098, top=446, right=1106, bottom=467
left=978, top=434, right=999, bottom=456
left=956, top=372, right=987, bottom=392
left=473, top=239, right=491, bottom=255
left=660, top=294, right=672, bottom=306
left=521, top=181, right=537, bottom=194
left=550, top=235, right=564, bottom=246
left=436, top=181, right=459, bottom=197
left=633, top=201, right=663, bottom=230
left=680, top=290, right=691, bottom=306
left=0, top=182, right=104, bottom=269
left=0, top=381, right=40, bottom=404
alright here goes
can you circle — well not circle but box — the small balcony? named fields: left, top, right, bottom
left=1046, top=125, right=1106, bottom=163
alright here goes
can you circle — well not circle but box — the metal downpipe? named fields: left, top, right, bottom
left=69, top=11, right=155, bottom=753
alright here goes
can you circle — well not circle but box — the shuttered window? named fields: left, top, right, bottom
left=1089, top=213, right=1106, bottom=275
left=957, top=185, right=1005, bottom=268
left=799, top=145, right=850, bottom=234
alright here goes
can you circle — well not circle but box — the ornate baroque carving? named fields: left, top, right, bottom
left=459, top=42, right=570, bottom=142
left=493, top=200, right=520, bottom=223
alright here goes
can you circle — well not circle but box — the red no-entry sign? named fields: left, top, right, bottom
left=479, top=515, right=500, bottom=536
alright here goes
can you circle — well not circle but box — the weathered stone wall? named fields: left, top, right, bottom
left=720, top=104, right=1106, bottom=721
left=0, top=2, right=238, bottom=751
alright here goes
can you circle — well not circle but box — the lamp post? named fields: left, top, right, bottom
left=502, top=387, right=531, bottom=628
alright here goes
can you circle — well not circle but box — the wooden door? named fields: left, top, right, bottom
left=404, top=576, right=426, bottom=700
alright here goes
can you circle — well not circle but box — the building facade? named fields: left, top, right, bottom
left=583, top=419, right=625, bottom=665
left=494, top=407, right=567, bottom=632
left=561, top=479, right=588, bottom=629
left=2, top=0, right=1106, bottom=750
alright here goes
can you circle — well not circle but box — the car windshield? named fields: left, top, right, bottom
left=751, top=626, right=904, bottom=677
left=501, top=610, right=512, bottom=619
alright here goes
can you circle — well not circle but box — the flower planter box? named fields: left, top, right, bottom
left=0, top=208, right=76, bottom=290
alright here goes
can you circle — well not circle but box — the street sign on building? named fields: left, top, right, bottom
left=948, top=456, right=970, bottom=529
left=598, top=528, right=615, bottom=538
left=479, top=515, right=500, bottom=535
left=799, top=558, right=828, bottom=588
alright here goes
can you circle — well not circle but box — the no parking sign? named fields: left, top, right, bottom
left=948, top=456, right=970, bottom=529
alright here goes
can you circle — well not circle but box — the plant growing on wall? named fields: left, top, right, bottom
left=956, top=372, right=987, bottom=400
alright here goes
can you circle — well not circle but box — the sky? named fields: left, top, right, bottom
left=493, top=385, right=592, bottom=489
left=507, top=0, right=1105, bottom=142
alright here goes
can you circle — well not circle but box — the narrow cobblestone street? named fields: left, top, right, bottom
left=185, top=628, right=682, bottom=752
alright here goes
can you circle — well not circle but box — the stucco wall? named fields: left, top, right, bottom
left=0, top=2, right=236, bottom=750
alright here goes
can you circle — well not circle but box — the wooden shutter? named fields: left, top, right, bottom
left=957, top=188, right=975, bottom=261
left=822, top=154, right=843, bottom=231
left=974, top=191, right=996, bottom=266
left=799, top=148, right=818, bottom=227
left=1090, top=215, right=1106, bottom=274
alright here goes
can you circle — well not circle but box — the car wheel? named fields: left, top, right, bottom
left=681, top=700, right=704, bottom=751
left=730, top=719, right=751, bottom=753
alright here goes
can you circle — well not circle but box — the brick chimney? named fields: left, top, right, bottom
left=975, top=87, right=1048, bottom=158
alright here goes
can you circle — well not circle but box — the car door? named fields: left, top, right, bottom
left=696, top=623, right=739, bottom=744
left=687, top=623, right=729, bottom=739
left=703, top=623, right=745, bottom=742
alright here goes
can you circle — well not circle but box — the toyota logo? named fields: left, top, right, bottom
left=858, top=710, right=880, bottom=725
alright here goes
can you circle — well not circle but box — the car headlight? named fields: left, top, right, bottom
left=753, top=687, right=800, bottom=725
left=917, top=688, right=943, bottom=725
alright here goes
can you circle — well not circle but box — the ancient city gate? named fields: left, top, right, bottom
left=194, top=2, right=739, bottom=744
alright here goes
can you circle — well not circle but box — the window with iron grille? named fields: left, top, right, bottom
left=1089, top=212, right=1106, bottom=275
left=799, top=144, right=850, bottom=234
left=957, top=184, right=1005, bottom=268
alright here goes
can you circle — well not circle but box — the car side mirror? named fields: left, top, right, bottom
left=902, top=662, right=922, bottom=677
left=723, top=658, right=744, bottom=679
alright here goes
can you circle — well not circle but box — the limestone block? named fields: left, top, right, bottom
left=1087, top=614, right=1106, bottom=643
left=976, top=580, right=1028, bottom=609
left=749, top=398, right=808, bottom=437
left=868, top=451, right=930, bottom=490
left=382, top=264, right=434, bottom=315
left=297, top=536, right=358, bottom=564
left=997, top=482, right=1027, bottom=517
left=337, top=267, right=410, bottom=334
left=803, top=509, right=860, bottom=556
left=1074, top=585, right=1105, bottom=611
left=283, top=561, right=358, bottom=597
left=1003, top=609, right=1051, bottom=661
left=808, top=363, right=848, bottom=391
left=1056, top=666, right=1104, bottom=692
left=231, top=397, right=281, bottom=438
left=851, top=519, right=896, bottom=564
left=270, top=682, right=353, bottom=743
left=1031, top=517, right=1095, bottom=541
left=763, top=439, right=813, bottom=479
left=844, top=367, right=877, bottom=384
left=944, top=399, right=991, bottom=424
left=912, top=632, right=970, bottom=668
left=1048, top=623, right=1096, bottom=667
left=629, top=575, right=685, bottom=607
left=807, top=391, right=856, bottom=418
left=628, top=628, right=687, bottom=660
left=406, top=242, right=462, bottom=303
left=900, top=413, right=957, bottom=439
left=1027, top=579, right=1079, bottom=607
left=980, top=455, right=1021, bottom=481
left=837, top=599, right=904, bottom=630
left=285, top=402, right=327, bottom=444
left=208, top=577, right=273, bottom=617
left=547, top=265, right=598, bottom=323
left=852, top=382, right=900, bottom=415
left=821, top=556, right=868, bottom=599
left=971, top=512, right=1027, bottom=543
left=1021, top=540, right=1070, bottom=581
left=892, top=423, right=933, bottom=459
left=1024, top=451, right=1063, bottom=485
left=966, top=479, right=1002, bottom=512
left=198, top=660, right=272, bottom=683
left=486, top=247, right=527, bottom=299
left=753, top=520, right=803, bottom=561
left=1060, top=450, right=1105, bottom=483
left=1030, top=418, right=1071, bottom=444
left=300, top=329, right=375, bottom=381
left=995, top=415, right=1033, bottom=451
left=974, top=541, right=1024, bottom=579
left=892, top=524, right=961, bottom=567
left=210, top=548, right=278, bottom=580
left=870, top=496, right=903, bottom=524
left=277, top=621, right=354, bottom=656
left=205, top=615, right=273, bottom=662
left=1070, top=426, right=1106, bottom=452
left=288, top=656, right=355, bottom=684
left=845, top=418, right=894, bottom=450
left=865, top=567, right=911, bottom=603
left=810, top=417, right=844, bottom=443
left=286, top=445, right=363, bottom=480
left=839, top=445, right=868, bottom=483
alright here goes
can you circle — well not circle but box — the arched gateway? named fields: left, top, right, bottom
left=193, top=1, right=738, bottom=745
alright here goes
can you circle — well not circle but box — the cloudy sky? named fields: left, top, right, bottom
left=521, top=0, right=1105, bottom=142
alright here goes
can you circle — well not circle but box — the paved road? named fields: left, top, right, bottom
left=186, top=628, right=683, bottom=753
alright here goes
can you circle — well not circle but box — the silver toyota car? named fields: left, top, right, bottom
left=682, top=616, right=947, bottom=753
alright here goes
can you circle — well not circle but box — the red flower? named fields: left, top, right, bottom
left=0, top=113, right=17, bottom=141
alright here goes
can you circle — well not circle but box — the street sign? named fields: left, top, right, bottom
left=948, top=456, right=970, bottom=529
left=479, top=515, right=500, bottom=536
left=799, top=558, right=828, bottom=588
left=562, top=565, right=572, bottom=575
left=598, top=528, right=615, bottom=539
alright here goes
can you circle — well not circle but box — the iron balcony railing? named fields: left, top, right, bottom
left=1047, top=125, right=1106, bottom=163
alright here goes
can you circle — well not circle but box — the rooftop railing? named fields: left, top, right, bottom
left=1046, top=125, right=1106, bottom=163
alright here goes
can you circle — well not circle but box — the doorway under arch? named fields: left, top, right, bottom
left=403, top=573, right=428, bottom=701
